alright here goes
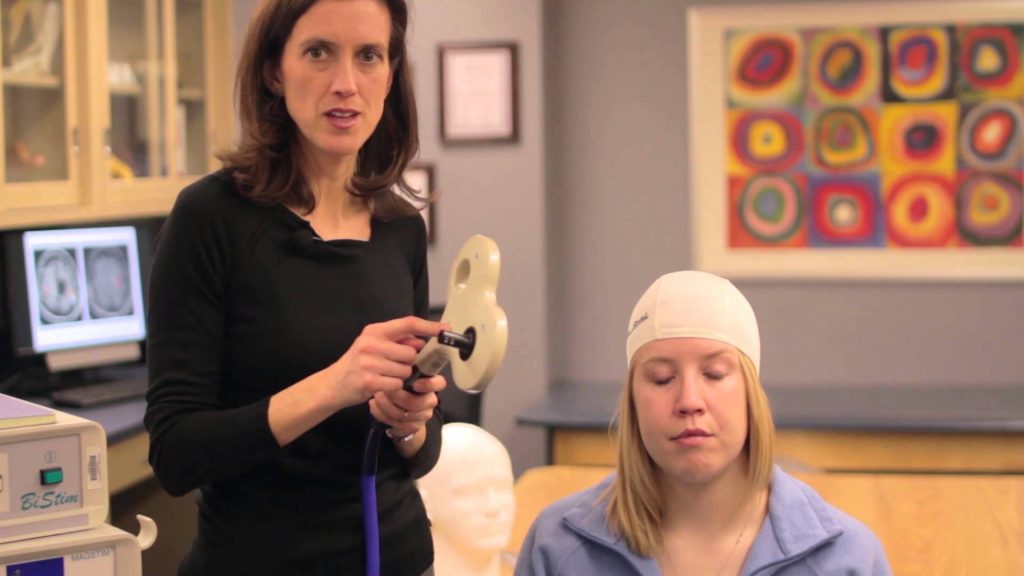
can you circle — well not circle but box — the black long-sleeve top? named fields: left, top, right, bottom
left=144, top=171, right=441, bottom=575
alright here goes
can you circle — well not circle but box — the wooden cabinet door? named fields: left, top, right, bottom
left=100, top=0, right=233, bottom=210
left=0, top=0, right=235, bottom=230
left=0, top=0, right=82, bottom=217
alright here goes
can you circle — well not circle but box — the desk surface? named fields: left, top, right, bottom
left=518, top=381, right=1024, bottom=433
left=27, top=396, right=147, bottom=443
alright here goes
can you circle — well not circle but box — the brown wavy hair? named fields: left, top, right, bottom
left=219, top=0, right=420, bottom=218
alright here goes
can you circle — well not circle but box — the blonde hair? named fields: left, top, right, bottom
left=603, top=350, right=774, bottom=556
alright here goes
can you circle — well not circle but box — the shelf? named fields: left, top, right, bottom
left=2, top=71, right=62, bottom=89
left=178, top=87, right=204, bottom=102
left=110, top=83, right=143, bottom=97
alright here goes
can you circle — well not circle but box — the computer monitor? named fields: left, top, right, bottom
left=4, top=225, right=147, bottom=373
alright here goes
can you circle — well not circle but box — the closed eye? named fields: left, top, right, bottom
left=641, top=359, right=677, bottom=386
left=648, top=371, right=676, bottom=385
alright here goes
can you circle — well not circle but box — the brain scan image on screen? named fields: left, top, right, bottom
left=34, top=248, right=83, bottom=325
left=85, top=246, right=135, bottom=318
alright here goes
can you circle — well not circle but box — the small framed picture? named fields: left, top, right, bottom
left=439, top=42, right=519, bottom=144
left=400, top=163, right=436, bottom=244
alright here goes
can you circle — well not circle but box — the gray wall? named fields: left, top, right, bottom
left=544, top=0, right=1024, bottom=397
left=409, top=0, right=548, bottom=475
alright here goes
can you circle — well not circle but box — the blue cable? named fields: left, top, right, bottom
left=361, top=366, right=426, bottom=576
left=361, top=424, right=386, bottom=576
left=359, top=331, right=472, bottom=576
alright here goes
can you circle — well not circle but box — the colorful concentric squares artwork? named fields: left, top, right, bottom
left=725, top=24, right=1023, bottom=249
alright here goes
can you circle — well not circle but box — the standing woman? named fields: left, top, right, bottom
left=516, top=271, right=891, bottom=575
left=144, top=1, right=445, bottom=574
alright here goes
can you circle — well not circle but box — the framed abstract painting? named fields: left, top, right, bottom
left=687, top=1, right=1024, bottom=280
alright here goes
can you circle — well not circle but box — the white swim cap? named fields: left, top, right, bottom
left=626, top=271, right=760, bottom=372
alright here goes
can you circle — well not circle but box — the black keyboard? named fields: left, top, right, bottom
left=49, top=378, right=149, bottom=408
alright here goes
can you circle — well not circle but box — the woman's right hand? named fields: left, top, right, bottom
left=325, top=316, right=448, bottom=411
left=268, top=316, right=447, bottom=447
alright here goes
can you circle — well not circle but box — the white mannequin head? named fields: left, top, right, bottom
left=417, top=423, right=515, bottom=576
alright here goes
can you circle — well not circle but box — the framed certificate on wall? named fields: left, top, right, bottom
left=439, top=42, right=519, bottom=144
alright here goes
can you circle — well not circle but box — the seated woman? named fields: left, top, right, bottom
left=515, top=271, right=891, bottom=575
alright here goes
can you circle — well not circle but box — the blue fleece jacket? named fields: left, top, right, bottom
left=515, top=466, right=891, bottom=575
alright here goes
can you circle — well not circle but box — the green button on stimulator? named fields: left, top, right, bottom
left=40, top=467, right=63, bottom=486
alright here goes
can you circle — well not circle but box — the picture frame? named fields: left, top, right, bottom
left=400, top=163, right=436, bottom=244
left=439, top=42, right=519, bottom=144
left=687, top=0, right=1024, bottom=281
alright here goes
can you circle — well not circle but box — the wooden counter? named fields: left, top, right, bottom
left=519, top=382, right=1024, bottom=473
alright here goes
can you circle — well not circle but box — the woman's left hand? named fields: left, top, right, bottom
left=369, top=373, right=446, bottom=440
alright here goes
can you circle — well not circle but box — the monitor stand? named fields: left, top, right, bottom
left=6, top=344, right=145, bottom=399
left=44, top=342, right=141, bottom=373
